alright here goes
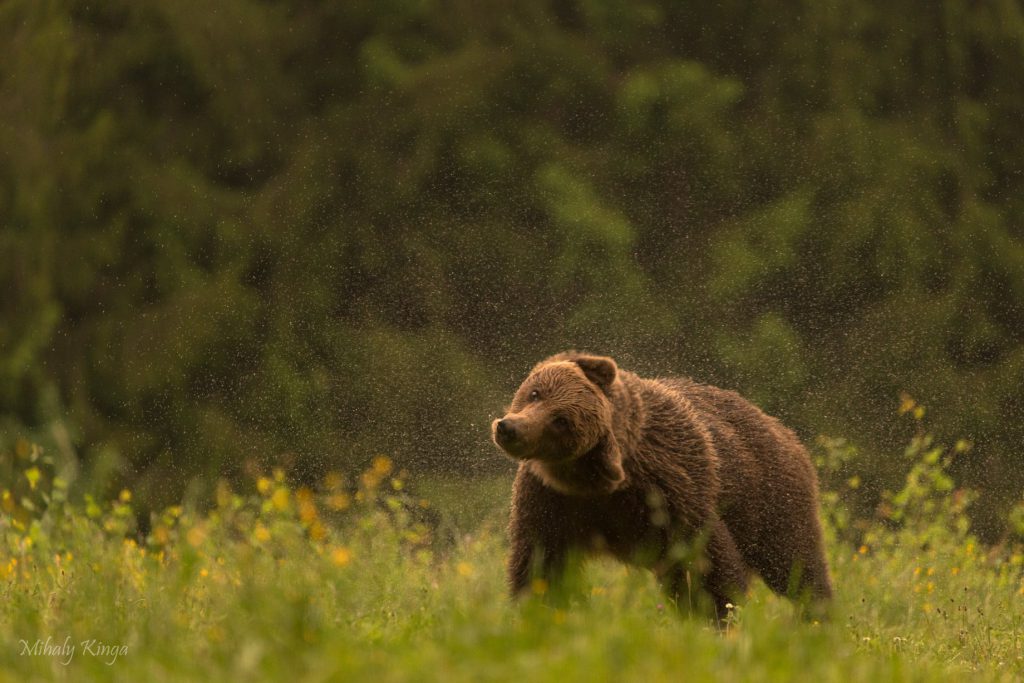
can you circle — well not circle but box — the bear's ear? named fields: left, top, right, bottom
left=575, top=355, right=617, bottom=389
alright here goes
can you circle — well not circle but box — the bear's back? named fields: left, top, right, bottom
left=660, top=377, right=819, bottom=559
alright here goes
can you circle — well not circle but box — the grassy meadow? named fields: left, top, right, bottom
left=2, top=418, right=1023, bottom=682
left=4, top=4, right=1023, bottom=682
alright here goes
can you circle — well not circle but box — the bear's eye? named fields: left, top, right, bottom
left=552, top=416, right=569, bottom=430
left=528, top=389, right=540, bottom=401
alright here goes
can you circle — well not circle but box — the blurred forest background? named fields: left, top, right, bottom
left=1, top=1, right=1022, bottom=533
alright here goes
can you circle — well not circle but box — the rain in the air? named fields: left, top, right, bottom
left=1, top=2, right=1022, bottom=680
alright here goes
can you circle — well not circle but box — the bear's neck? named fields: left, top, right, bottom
left=527, top=373, right=643, bottom=496
left=608, top=371, right=645, bottom=453
left=527, top=440, right=621, bottom=496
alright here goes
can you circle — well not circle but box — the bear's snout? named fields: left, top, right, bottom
left=495, top=418, right=518, bottom=443
left=492, top=416, right=531, bottom=459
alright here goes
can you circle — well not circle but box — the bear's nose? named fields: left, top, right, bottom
left=496, top=419, right=517, bottom=442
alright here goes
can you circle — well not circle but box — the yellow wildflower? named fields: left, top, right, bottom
left=271, top=487, right=290, bottom=512
left=186, top=526, right=207, bottom=547
left=296, top=488, right=317, bottom=524
left=151, top=526, right=170, bottom=546
left=253, top=524, right=271, bottom=543
left=326, top=493, right=350, bottom=511
left=24, top=467, right=41, bottom=490
left=330, top=547, right=352, bottom=567
left=372, top=456, right=392, bottom=476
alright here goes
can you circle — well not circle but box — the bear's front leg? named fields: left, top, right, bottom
left=507, top=533, right=534, bottom=597
left=507, top=533, right=570, bottom=599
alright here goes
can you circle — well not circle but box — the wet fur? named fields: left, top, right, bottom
left=495, top=351, right=833, bottom=620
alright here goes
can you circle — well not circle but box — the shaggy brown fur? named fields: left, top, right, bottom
left=491, top=351, right=832, bottom=619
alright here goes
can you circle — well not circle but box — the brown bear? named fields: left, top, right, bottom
left=491, top=351, right=832, bottom=620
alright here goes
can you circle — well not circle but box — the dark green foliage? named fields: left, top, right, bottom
left=1, top=1, right=1022, bottom=528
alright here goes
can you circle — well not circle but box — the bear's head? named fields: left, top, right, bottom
left=492, top=354, right=625, bottom=495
